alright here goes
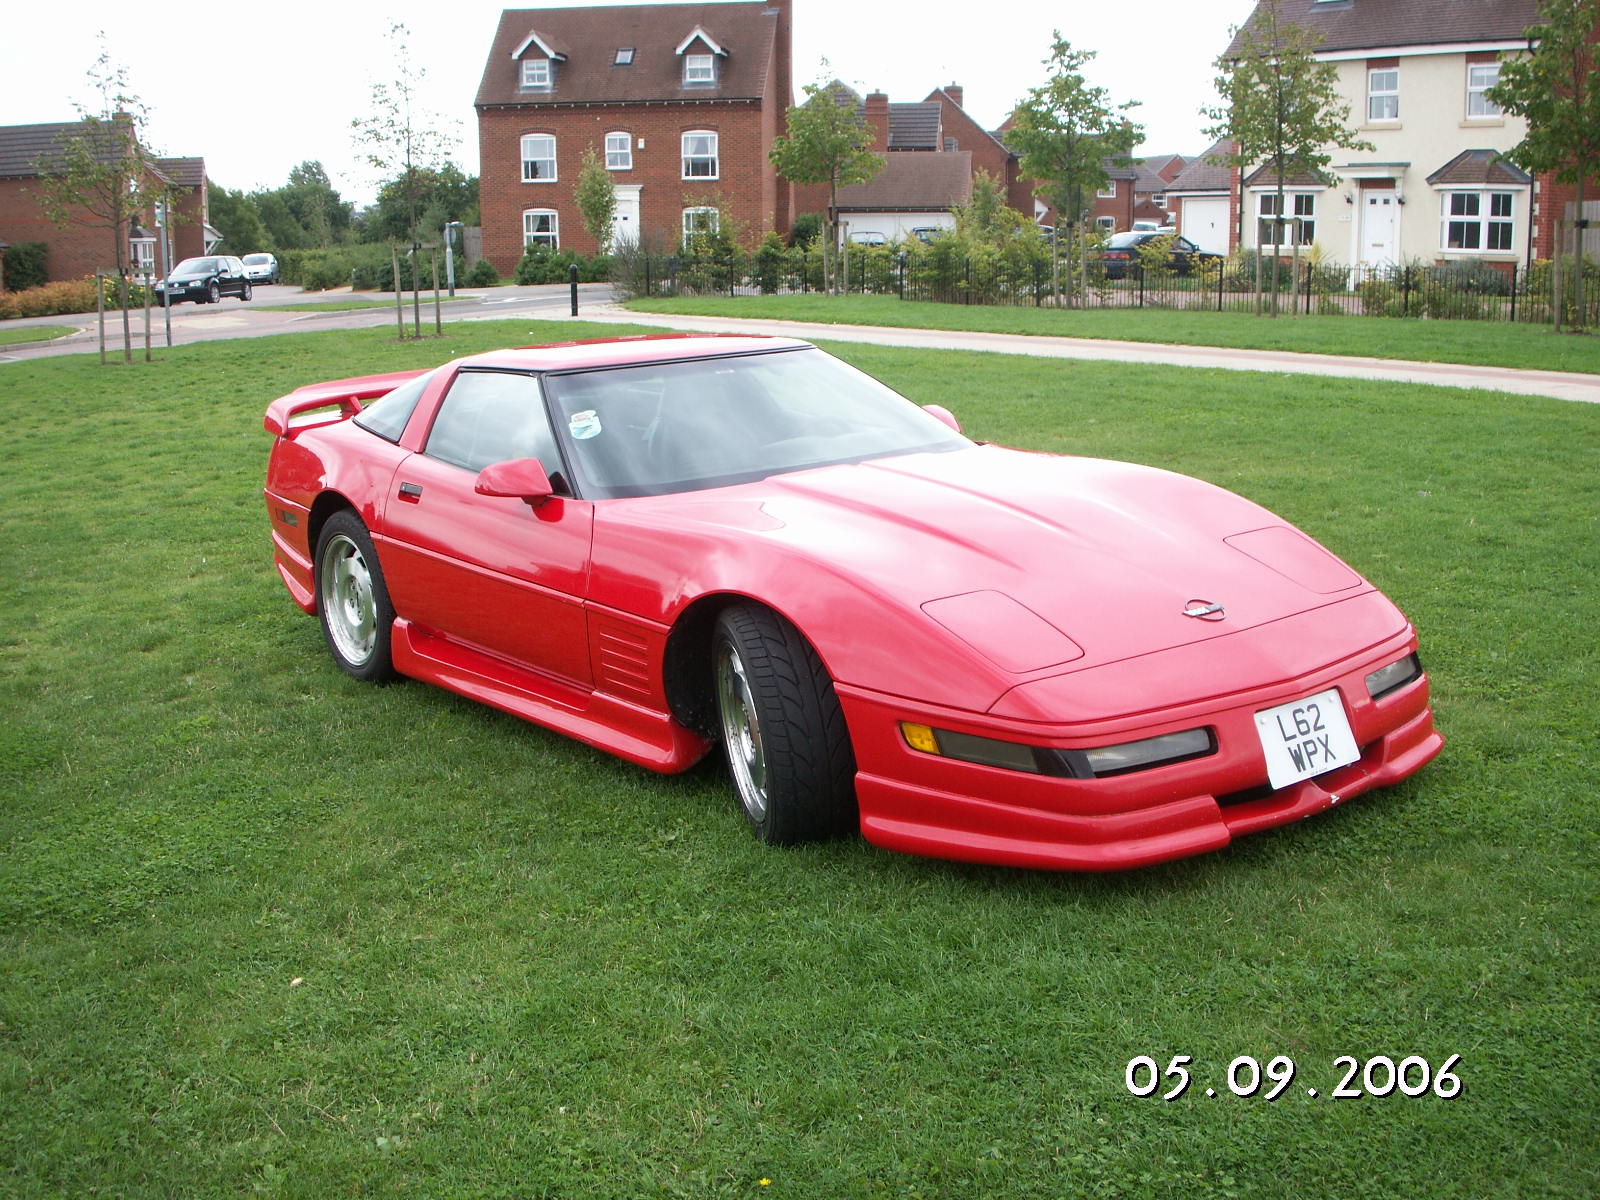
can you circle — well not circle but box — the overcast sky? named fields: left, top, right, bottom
left=2, top=0, right=1259, bottom=206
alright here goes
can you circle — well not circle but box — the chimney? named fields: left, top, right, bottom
left=864, top=91, right=890, bottom=153
left=944, top=83, right=964, bottom=109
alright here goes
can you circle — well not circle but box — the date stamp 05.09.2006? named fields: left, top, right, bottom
left=1125, top=1054, right=1463, bottom=1102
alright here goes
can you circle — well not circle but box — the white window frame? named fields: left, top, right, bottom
left=684, top=53, right=715, bottom=85
left=1466, top=62, right=1502, bottom=118
left=682, top=206, right=720, bottom=239
left=521, top=58, right=552, bottom=90
left=1367, top=67, right=1399, bottom=121
left=521, top=134, right=557, bottom=182
left=1094, top=215, right=1116, bottom=234
left=681, top=130, right=719, bottom=180
left=1257, top=192, right=1316, bottom=248
left=1440, top=190, right=1515, bottom=253
left=523, top=209, right=559, bottom=249
left=605, top=132, right=633, bottom=171
left=1096, top=181, right=1117, bottom=199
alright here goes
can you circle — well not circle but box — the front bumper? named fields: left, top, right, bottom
left=837, top=628, right=1442, bottom=871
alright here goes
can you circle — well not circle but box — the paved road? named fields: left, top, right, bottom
left=5, top=284, right=1597, bottom=404
left=0, top=282, right=615, bottom=362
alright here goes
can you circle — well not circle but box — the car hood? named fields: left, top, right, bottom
left=595, top=444, right=1378, bottom=701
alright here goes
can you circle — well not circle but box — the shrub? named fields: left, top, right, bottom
left=3, top=242, right=49, bottom=293
left=0, top=275, right=150, bottom=320
left=789, top=212, right=823, bottom=248
left=753, top=232, right=786, bottom=294
left=514, top=245, right=611, bottom=285
left=463, top=258, right=500, bottom=287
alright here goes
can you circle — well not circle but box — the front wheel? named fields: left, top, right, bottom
left=206, top=281, right=220, bottom=303
left=713, top=605, right=856, bottom=845
left=314, top=511, right=396, bottom=683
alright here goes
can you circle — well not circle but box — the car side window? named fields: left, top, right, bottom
left=425, top=370, right=566, bottom=488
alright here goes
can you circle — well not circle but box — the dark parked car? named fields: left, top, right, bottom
left=1099, top=231, right=1221, bottom=280
left=155, top=256, right=252, bottom=306
left=242, top=253, right=280, bottom=285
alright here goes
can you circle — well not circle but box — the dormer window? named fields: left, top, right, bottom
left=676, top=28, right=725, bottom=86
left=521, top=58, right=552, bottom=89
left=511, top=31, right=565, bottom=91
left=684, top=54, right=715, bottom=85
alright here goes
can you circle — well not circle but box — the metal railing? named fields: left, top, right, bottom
left=621, top=250, right=1597, bottom=326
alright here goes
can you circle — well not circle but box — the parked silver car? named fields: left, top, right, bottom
left=242, top=253, right=280, bottom=285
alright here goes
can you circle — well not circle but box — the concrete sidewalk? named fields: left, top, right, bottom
left=543, top=304, right=1600, bottom=406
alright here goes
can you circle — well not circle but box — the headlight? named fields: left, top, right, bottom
left=900, top=723, right=1214, bottom=779
left=1366, top=653, right=1422, bottom=699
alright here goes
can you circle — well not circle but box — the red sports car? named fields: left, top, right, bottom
left=263, top=335, right=1441, bottom=870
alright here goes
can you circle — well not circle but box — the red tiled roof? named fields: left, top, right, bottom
left=1426, top=148, right=1533, bottom=186
left=476, top=2, right=781, bottom=108
left=835, top=152, right=972, bottom=211
left=1225, top=0, right=1541, bottom=58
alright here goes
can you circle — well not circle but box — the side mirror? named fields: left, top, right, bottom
left=475, top=458, right=554, bottom=505
left=923, top=404, right=962, bottom=434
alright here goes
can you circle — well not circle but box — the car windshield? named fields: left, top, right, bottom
left=1105, top=233, right=1145, bottom=249
left=243, top=254, right=270, bottom=265
left=541, top=347, right=968, bottom=499
left=173, top=257, right=216, bottom=274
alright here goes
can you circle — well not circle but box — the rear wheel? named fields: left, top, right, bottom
left=314, top=511, right=396, bottom=683
left=240, top=281, right=253, bottom=301
left=713, top=604, right=856, bottom=845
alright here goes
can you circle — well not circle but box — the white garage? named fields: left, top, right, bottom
left=1179, top=195, right=1231, bottom=256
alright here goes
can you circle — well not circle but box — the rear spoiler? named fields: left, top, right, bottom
left=263, top=369, right=428, bottom=437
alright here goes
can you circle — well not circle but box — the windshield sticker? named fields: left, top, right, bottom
left=569, top=410, right=602, bottom=440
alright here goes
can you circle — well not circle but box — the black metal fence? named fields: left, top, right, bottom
left=623, top=250, right=1597, bottom=326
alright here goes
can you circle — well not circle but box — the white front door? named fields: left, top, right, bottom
left=1360, top=190, right=1399, bottom=268
left=611, top=185, right=642, bottom=249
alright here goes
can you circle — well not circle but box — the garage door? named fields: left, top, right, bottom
left=1181, top=197, right=1231, bottom=256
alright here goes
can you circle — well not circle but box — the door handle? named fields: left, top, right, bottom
left=398, top=482, right=423, bottom=502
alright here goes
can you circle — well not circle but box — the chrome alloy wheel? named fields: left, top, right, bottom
left=716, top=638, right=769, bottom=823
left=319, top=533, right=378, bottom=668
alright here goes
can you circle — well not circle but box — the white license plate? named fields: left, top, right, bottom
left=1253, top=688, right=1360, bottom=789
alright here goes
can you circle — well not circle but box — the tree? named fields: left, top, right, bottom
left=351, top=22, right=461, bottom=250
left=1487, top=0, right=1600, bottom=330
left=1204, top=0, right=1372, bottom=315
left=574, top=147, right=618, bottom=254
left=1007, top=36, right=1141, bottom=307
left=207, top=183, right=270, bottom=253
left=952, top=171, right=1034, bottom=245
left=31, top=36, right=173, bottom=363
left=769, top=77, right=883, bottom=292
left=360, top=164, right=477, bottom=245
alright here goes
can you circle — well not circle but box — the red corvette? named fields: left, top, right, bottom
left=263, top=335, right=1441, bottom=870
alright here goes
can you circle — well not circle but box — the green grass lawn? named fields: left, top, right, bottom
left=0, top=324, right=75, bottom=347
left=625, top=293, right=1600, bottom=375
left=2, top=323, right=1596, bottom=1198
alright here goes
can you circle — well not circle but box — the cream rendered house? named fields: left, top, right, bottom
left=1227, top=0, right=1541, bottom=270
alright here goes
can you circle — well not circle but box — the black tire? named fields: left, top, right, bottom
left=713, top=604, right=856, bottom=845
left=206, top=281, right=220, bottom=304
left=314, top=511, right=397, bottom=683
left=240, top=281, right=253, bottom=301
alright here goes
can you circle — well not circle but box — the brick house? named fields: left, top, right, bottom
left=790, top=84, right=1024, bottom=242
left=475, top=0, right=793, bottom=272
left=0, top=119, right=212, bottom=287
left=1221, top=0, right=1552, bottom=269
